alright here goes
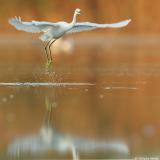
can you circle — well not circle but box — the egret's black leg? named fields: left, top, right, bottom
left=45, top=41, right=52, bottom=60
left=48, top=39, right=56, bottom=61
left=45, top=40, right=53, bottom=69
left=45, top=40, right=51, bottom=61
left=44, top=40, right=51, bottom=62
left=45, top=39, right=56, bottom=69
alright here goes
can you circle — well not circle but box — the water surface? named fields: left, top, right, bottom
left=0, top=36, right=160, bottom=159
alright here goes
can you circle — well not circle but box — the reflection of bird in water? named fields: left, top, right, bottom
left=9, top=8, right=131, bottom=68
left=8, top=97, right=129, bottom=160
left=8, top=125, right=129, bottom=159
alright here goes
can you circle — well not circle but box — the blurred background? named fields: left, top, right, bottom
left=0, top=0, right=160, bottom=159
left=0, top=0, right=159, bottom=34
left=0, top=0, right=158, bottom=34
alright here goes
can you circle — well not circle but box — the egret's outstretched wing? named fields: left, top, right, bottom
left=8, top=17, right=59, bottom=33
left=67, top=19, right=131, bottom=33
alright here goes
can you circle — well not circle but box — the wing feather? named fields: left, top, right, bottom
left=67, top=19, right=131, bottom=33
left=8, top=17, right=58, bottom=33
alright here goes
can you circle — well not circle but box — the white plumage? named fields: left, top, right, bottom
left=67, top=20, right=131, bottom=33
left=9, top=16, right=131, bottom=42
left=8, top=8, right=131, bottom=66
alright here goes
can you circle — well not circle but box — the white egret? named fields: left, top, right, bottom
left=8, top=8, right=131, bottom=66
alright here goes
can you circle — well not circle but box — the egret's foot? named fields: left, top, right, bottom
left=45, top=59, right=53, bottom=70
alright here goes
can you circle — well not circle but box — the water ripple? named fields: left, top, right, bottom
left=0, top=82, right=95, bottom=87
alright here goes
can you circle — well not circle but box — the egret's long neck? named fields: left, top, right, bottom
left=71, top=12, right=77, bottom=26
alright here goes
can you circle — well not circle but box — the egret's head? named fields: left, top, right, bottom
left=75, top=8, right=81, bottom=15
